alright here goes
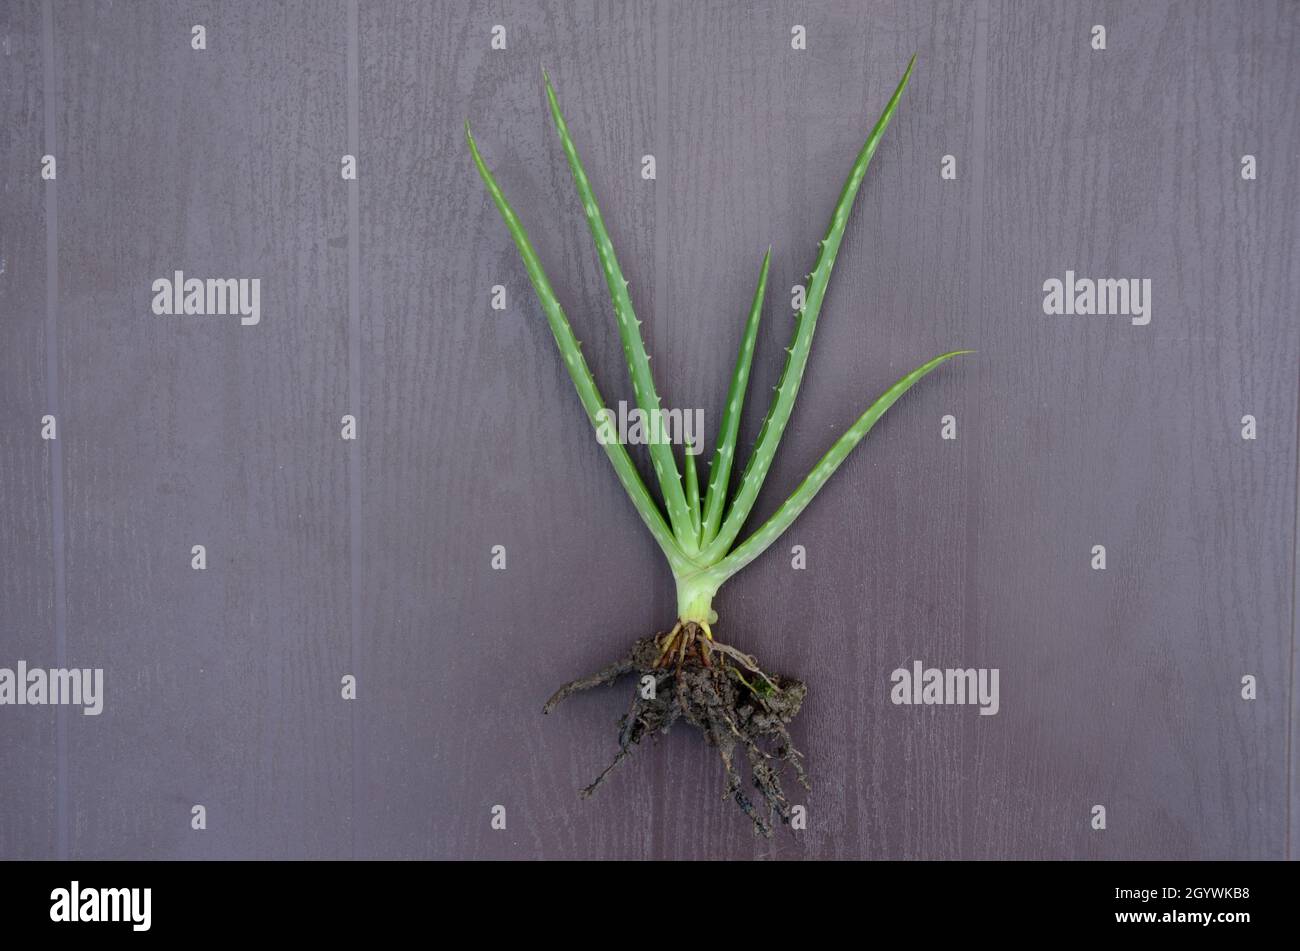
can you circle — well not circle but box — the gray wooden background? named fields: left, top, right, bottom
left=1, top=0, right=1297, bottom=860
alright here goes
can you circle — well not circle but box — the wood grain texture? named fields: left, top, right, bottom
left=0, top=0, right=1295, bottom=859
left=0, top=0, right=58, bottom=861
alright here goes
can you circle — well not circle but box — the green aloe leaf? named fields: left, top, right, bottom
left=700, top=248, right=770, bottom=545
left=466, top=121, right=692, bottom=574
left=700, top=55, right=916, bottom=564
left=683, top=445, right=702, bottom=541
left=542, top=70, right=697, bottom=552
left=709, top=349, right=972, bottom=584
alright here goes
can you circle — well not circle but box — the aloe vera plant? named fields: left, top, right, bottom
left=467, top=56, right=969, bottom=834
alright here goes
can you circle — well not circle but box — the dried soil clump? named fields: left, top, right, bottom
left=543, top=622, right=809, bottom=836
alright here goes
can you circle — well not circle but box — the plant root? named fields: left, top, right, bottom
left=543, top=622, right=809, bottom=837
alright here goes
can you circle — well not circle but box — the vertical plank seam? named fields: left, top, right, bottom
left=40, top=0, right=68, bottom=863
left=1282, top=0, right=1300, bottom=863
left=962, top=0, right=989, bottom=861
left=1288, top=314, right=1300, bottom=859
left=346, top=0, right=362, bottom=860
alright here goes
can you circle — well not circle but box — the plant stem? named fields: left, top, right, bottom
left=674, top=573, right=721, bottom=625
